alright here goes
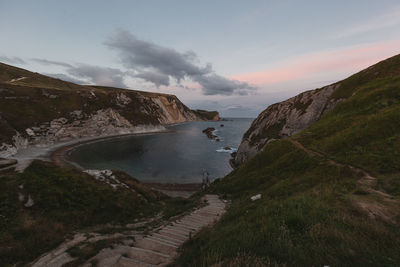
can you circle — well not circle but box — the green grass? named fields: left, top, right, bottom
left=298, top=76, right=400, bottom=178
left=174, top=55, right=400, bottom=266
left=0, top=161, right=199, bottom=266
left=175, top=141, right=400, bottom=266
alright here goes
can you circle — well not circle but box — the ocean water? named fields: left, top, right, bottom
left=69, top=118, right=253, bottom=183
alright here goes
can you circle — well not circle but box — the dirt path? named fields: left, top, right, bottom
left=289, top=139, right=378, bottom=186
left=30, top=194, right=226, bottom=267
left=289, top=138, right=399, bottom=224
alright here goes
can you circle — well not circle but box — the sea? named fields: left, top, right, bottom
left=68, top=118, right=253, bottom=184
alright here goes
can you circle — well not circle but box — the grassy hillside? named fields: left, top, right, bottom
left=175, top=55, right=400, bottom=266
left=0, top=161, right=199, bottom=266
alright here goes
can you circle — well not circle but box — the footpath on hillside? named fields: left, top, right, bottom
left=30, top=194, right=226, bottom=267
left=289, top=138, right=400, bottom=224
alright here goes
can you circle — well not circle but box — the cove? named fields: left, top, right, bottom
left=68, top=118, right=252, bottom=184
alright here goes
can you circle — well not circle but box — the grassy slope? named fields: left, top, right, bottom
left=0, top=161, right=198, bottom=266
left=175, top=56, right=400, bottom=266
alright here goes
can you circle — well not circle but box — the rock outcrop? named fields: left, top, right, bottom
left=202, top=127, right=218, bottom=139
left=231, top=83, right=343, bottom=167
left=0, top=62, right=218, bottom=157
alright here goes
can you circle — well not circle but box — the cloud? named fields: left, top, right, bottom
left=44, top=73, right=87, bottom=84
left=66, top=64, right=126, bottom=88
left=31, top=57, right=127, bottom=88
left=231, top=39, right=400, bottom=88
left=134, top=70, right=170, bottom=87
left=0, top=55, right=26, bottom=65
left=333, top=7, right=400, bottom=39
left=31, top=58, right=73, bottom=68
left=105, top=29, right=255, bottom=95
left=193, top=74, right=253, bottom=96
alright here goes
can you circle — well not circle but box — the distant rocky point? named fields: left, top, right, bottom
left=192, top=109, right=220, bottom=121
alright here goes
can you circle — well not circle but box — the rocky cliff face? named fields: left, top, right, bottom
left=0, top=63, right=217, bottom=157
left=232, top=54, right=400, bottom=167
left=231, top=83, right=343, bottom=167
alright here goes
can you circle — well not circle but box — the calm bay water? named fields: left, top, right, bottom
left=69, top=118, right=252, bottom=183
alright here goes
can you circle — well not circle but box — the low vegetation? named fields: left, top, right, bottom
left=0, top=160, right=199, bottom=266
left=175, top=55, right=400, bottom=266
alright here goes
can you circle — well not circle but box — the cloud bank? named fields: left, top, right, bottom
left=66, top=64, right=126, bottom=88
left=31, top=58, right=73, bottom=68
left=32, top=59, right=127, bottom=88
left=0, top=55, right=26, bottom=65
left=29, top=30, right=255, bottom=95
left=105, top=29, right=255, bottom=95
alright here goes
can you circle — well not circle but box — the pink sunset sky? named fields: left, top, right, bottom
left=231, top=39, right=400, bottom=89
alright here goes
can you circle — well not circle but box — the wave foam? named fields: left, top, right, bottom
left=216, top=147, right=237, bottom=153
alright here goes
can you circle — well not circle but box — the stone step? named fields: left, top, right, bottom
left=203, top=207, right=224, bottom=212
left=164, top=226, right=190, bottom=235
left=193, top=213, right=219, bottom=218
left=187, top=214, right=213, bottom=222
left=177, top=220, right=204, bottom=228
left=151, top=232, right=184, bottom=244
left=145, top=234, right=181, bottom=246
left=194, top=210, right=221, bottom=216
left=186, top=212, right=211, bottom=218
left=181, top=214, right=210, bottom=222
left=172, top=222, right=199, bottom=231
left=144, top=237, right=179, bottom=248
left=126, top=246, right=169, bottom=265
left=175, top=222, right=201, bottom=230
left=158, top=229, right=187, bottom=240
left=159, top=227, right=188, bottom=236
left=116, top=256, right=156, bottom=267
left=134, top=238, right=177, bottom=255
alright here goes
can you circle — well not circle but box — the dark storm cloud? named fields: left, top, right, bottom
left=66, top=64, right=126, bottom=88
left=105, top=29, right=255, bottom=95
left=31, top=58, right=73, bottom=68
left=0, top=55, right=26, bottom=65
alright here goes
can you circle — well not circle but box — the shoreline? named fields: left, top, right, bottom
left=48, top=129, right=203, bottom=197
left=50, top=130, right=170, bottom=170
left=9, top=128, right=168, bottom=172
left=7, top=120, right=231, bottom=196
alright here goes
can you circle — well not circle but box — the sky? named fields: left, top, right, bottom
left=1, top=0, right=400, bottom=117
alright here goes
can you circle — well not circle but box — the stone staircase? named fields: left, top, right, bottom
left=30, top=194, right=226, bottom=267
left=89, top=194, right=225, bottom=266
